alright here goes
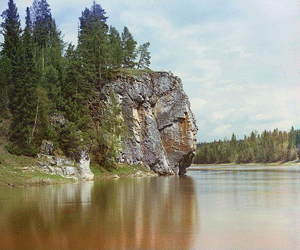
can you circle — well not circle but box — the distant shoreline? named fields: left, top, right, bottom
left=188, top=161, right=300, bottom=172
left=191, top=160, right=300, bottom=167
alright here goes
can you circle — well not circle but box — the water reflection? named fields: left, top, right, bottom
left=0, top=176, right=199, bottom=250
left=4, top=167, right=300, bottom=249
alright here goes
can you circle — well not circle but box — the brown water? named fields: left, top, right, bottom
left=1, top=165, right=300, bottom=249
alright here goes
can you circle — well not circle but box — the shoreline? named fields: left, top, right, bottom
left=188, top=161, right=300, bottom=172
left=191, top=159, right=300, bottom=167
left=0, top=140, right=157, bottom=189
left=0, top=162, right=157, bottom=190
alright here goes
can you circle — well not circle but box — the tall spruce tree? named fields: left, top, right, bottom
left=25, top=7, right=32, bottom=30
left=0, top=55, right=11, bottom=119
left=0, top=0, right=22, bottom=114
left=63, top=43, right=92, bottom=126
left=30, top=0, right=64, bottom=111
left=0, top=0, right=21, bottom=63
left=8, top=13, right=39, bottom=155
left=31, top=0, right=52, bottom=49
left=78, top=1, right=108, bottom=82
left=121, top=26, right=137, bottom=68
left=107, top=26, right=123, bottom=69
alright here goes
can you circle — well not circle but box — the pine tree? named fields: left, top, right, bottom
left=137, top=42, right=151, bottom=69
left=121, top=26, right=137, bottom=68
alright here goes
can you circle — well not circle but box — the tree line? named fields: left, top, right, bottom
left=194, top=127, right=300, bottom=164
left=0, top=0, right=149, bottom=166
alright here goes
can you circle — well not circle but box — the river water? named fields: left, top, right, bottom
left=1, top=165, right=300, bottom=249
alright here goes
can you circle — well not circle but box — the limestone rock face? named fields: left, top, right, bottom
left=91, top=71, right=198, bottom=175
left=37, top=152, right=94, bottom=181
left=73, top=148, right=94, bottom=181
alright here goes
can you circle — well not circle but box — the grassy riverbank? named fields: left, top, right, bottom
left=0, top=139, right=67, bottom=189
left=0, top=138, right=156, bottom=189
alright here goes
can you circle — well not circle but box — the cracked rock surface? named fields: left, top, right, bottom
left=91, top=71, right=198, bottom=175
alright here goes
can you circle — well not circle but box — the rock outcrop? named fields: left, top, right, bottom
left=37, top=114, right=94, bottom=181
left=37, top=149, right=94, bottom=181
left=91, top=71, right=198, bottom=175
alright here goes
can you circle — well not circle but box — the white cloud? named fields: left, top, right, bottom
left=223, top=46, right=251, bottom=58
left=191, top=98, right=207, bottom=112
left=210, top=125, right=231, bottom=137
left=211, top=109, right=235, bottom=122
left=252, top=0, right=299, bottom=20
left=186, top=41, right=210, bottom=56
left=250, top=114, right=275, bottom=122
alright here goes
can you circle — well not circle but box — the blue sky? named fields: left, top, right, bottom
left=1, top=0, right=300, bottom=142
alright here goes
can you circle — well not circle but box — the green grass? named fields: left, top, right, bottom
left=0, top=137, right=74, bottom=189
left=113, top=68, right=153, bottom=78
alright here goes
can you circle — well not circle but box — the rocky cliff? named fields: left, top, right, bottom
left=91, top=71, right=198, bottom=175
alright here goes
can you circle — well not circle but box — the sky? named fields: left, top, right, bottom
left=1, top=0, right=300, bottom=142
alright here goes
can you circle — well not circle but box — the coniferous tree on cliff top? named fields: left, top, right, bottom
left=77, top=1, right=108, bottom=82
left=107, top=26, right=123, bottom=69
left=137, top=42, right=151, bottom=69
left=121, top=26, right=137, bottom=68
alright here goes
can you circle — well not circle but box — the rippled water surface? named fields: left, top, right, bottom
left=1, top=165, right=300, bottom=249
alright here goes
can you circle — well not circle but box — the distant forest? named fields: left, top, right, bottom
left=194, top=127, right=300, bottom=164
left=0, top=0, right=150, bottom=165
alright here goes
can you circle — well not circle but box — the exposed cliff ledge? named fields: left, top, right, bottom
left=90, top=71, right=198, bottom=175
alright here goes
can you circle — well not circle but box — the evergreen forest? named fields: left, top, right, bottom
left=0, top=0, right=151, bottom=166
left=194, top=127, right=300, bottom=164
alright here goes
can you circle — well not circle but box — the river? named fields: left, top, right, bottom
left=1, top=165, right=300, bottom=249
